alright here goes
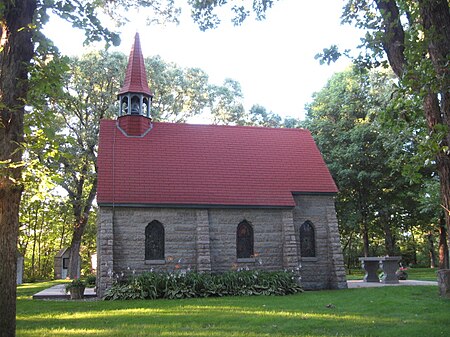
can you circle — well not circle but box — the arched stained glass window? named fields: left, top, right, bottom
left=145, top=220, right=165, bottom=260
left=237, top=221, right=254, bottom=259
left=300, top=221, right=316, bottom=257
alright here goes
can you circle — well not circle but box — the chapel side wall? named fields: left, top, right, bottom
left=208, top=208, right=286, bottom=272
left=112, top=207, right=198, bottom=274
left=98, top=206, right=302, bottom=296
left=293, top=194, right=347, bottom=290
left=97, top=207, right=114, bottom=298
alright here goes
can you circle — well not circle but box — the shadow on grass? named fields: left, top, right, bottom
left=17, top=286, right=450, bottom=337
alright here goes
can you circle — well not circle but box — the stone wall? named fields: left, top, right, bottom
left=97, top=195, right=347, bottom=297
left=97, top=207, right=114, bottom=297
left=293, top=194, right=347, bottom=290
left=207, top=208, right=288, bottom=272
left=113, top=207, right=198, bottom=273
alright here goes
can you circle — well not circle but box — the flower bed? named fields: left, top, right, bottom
left=104, top=270, right=302, bottom=300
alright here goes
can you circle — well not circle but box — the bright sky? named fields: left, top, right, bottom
left=43, top=0, right=363, bottom=121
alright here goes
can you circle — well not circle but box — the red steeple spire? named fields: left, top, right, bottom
left=119, top=33, right=152, bottom=96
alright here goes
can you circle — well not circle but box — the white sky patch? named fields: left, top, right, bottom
left=42, top=0, right=363, bottom=121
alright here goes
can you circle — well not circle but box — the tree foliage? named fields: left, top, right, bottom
left=317, top=0, right=450, bottom=265
left=188, top=0, right=278, bottom=30
left=147, top=56, right=212, bottom=122
left=210, top=78, right=246, bottom=125
left=304, top=66, right=438, bottom=267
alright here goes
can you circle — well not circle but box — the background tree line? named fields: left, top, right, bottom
left=303, top=66, right=447, bottom=270
left=19, top=49, right=300, bottom=281
left=20, top=53, right=447, bottom=282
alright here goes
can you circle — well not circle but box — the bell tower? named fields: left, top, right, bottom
left=117, top=33, right=153, bottom=136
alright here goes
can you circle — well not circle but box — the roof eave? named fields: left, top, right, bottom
left=97, top=202, right=294, bottom=209
left=292, top=191, right=338, bottom=196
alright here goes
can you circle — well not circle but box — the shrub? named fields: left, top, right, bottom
left=65, top=278, right=86, bottom=293
left=104, top=270, right=302, bottom=300
left=84, top=275, right=96, bottom=287
left=396, top=267, right=408, bottom=280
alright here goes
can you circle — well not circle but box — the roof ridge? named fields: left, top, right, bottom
left=101, top=119, right=308, bottom=133
left=151, top=121, right=308, bottom=132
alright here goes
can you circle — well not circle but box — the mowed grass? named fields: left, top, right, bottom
left=346, top=267, right=438, bottom=281
left=17, top=282, right=450, bottom=337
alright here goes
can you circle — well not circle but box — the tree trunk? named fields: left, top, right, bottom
left=37, top=206, right=44, bottom=277
left=427, top=231, right=437, bottom=269
left=439, top=216, right=449, bottom=269
left=384, top=224, right=396, bottom=256
left=68, top=179, right=97, bottom=279
left=60, top=210, right=68, bottom=250
left=410, top=229, right=418, bottom=265
left=0, top=189, right=22, bottom=337
left=0, top=1, right=36, bottom=336
left=423, top=91, right=450, bottom=258
left=419, top=0, right=450, bottom=258
left=343, top=232, right=353, bottom=271
left=68, top=235, right=81, bottom=279
left=381, top=211, right=396, bottom=256
left=362, top=223, right=369, bottom=257
left=31, top=207, right=38, bottom=279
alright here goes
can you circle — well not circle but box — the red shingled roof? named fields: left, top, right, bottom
left=97, top=121, right=338, bottom=207
left=118, top=33, right=152, bottom=96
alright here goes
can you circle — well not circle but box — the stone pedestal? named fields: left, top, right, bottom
left=437, top=269, right=450, bottom=299
left=359, top=257, right=380, bottom=282
left=359, top=256, right=401, bottom=284
left=379, top=257, right=401, bottom=284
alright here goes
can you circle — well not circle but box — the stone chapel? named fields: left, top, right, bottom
left=96, top=33, right=347, bottom=297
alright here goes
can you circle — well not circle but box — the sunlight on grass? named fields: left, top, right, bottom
left=17, top=328, right=113, bottom=336
left=18, top=304, right=401, bottom=325
left=16, top=284, right=450, bottom=337
left=17, top=308, right=178, bottom=321
left=157, top=331, right=271, bottom=337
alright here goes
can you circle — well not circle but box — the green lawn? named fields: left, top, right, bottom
left=346, top=267, right=438, bottom=281
left=17, top=281, right=449, bottom=337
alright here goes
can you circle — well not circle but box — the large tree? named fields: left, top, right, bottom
left=0, top=1, right=132, bottom=334
left=304, top=67, right=435, bottom=265
left=0, top=2, right=38, bottom=335
left=49, top=51, right=123, bottom=279
left=318, top=0, right=450, bottom=259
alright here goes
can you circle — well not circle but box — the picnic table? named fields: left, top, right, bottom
left=359, top=256, right=401, bottom=284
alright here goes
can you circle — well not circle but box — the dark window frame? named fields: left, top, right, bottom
left=62, top=258, right=69, bottom=269
left=299, top=220, right=316, bottom=257
left=145, top=220, right=165, bottom=260
left=236, top=220, right=254, bottom=259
